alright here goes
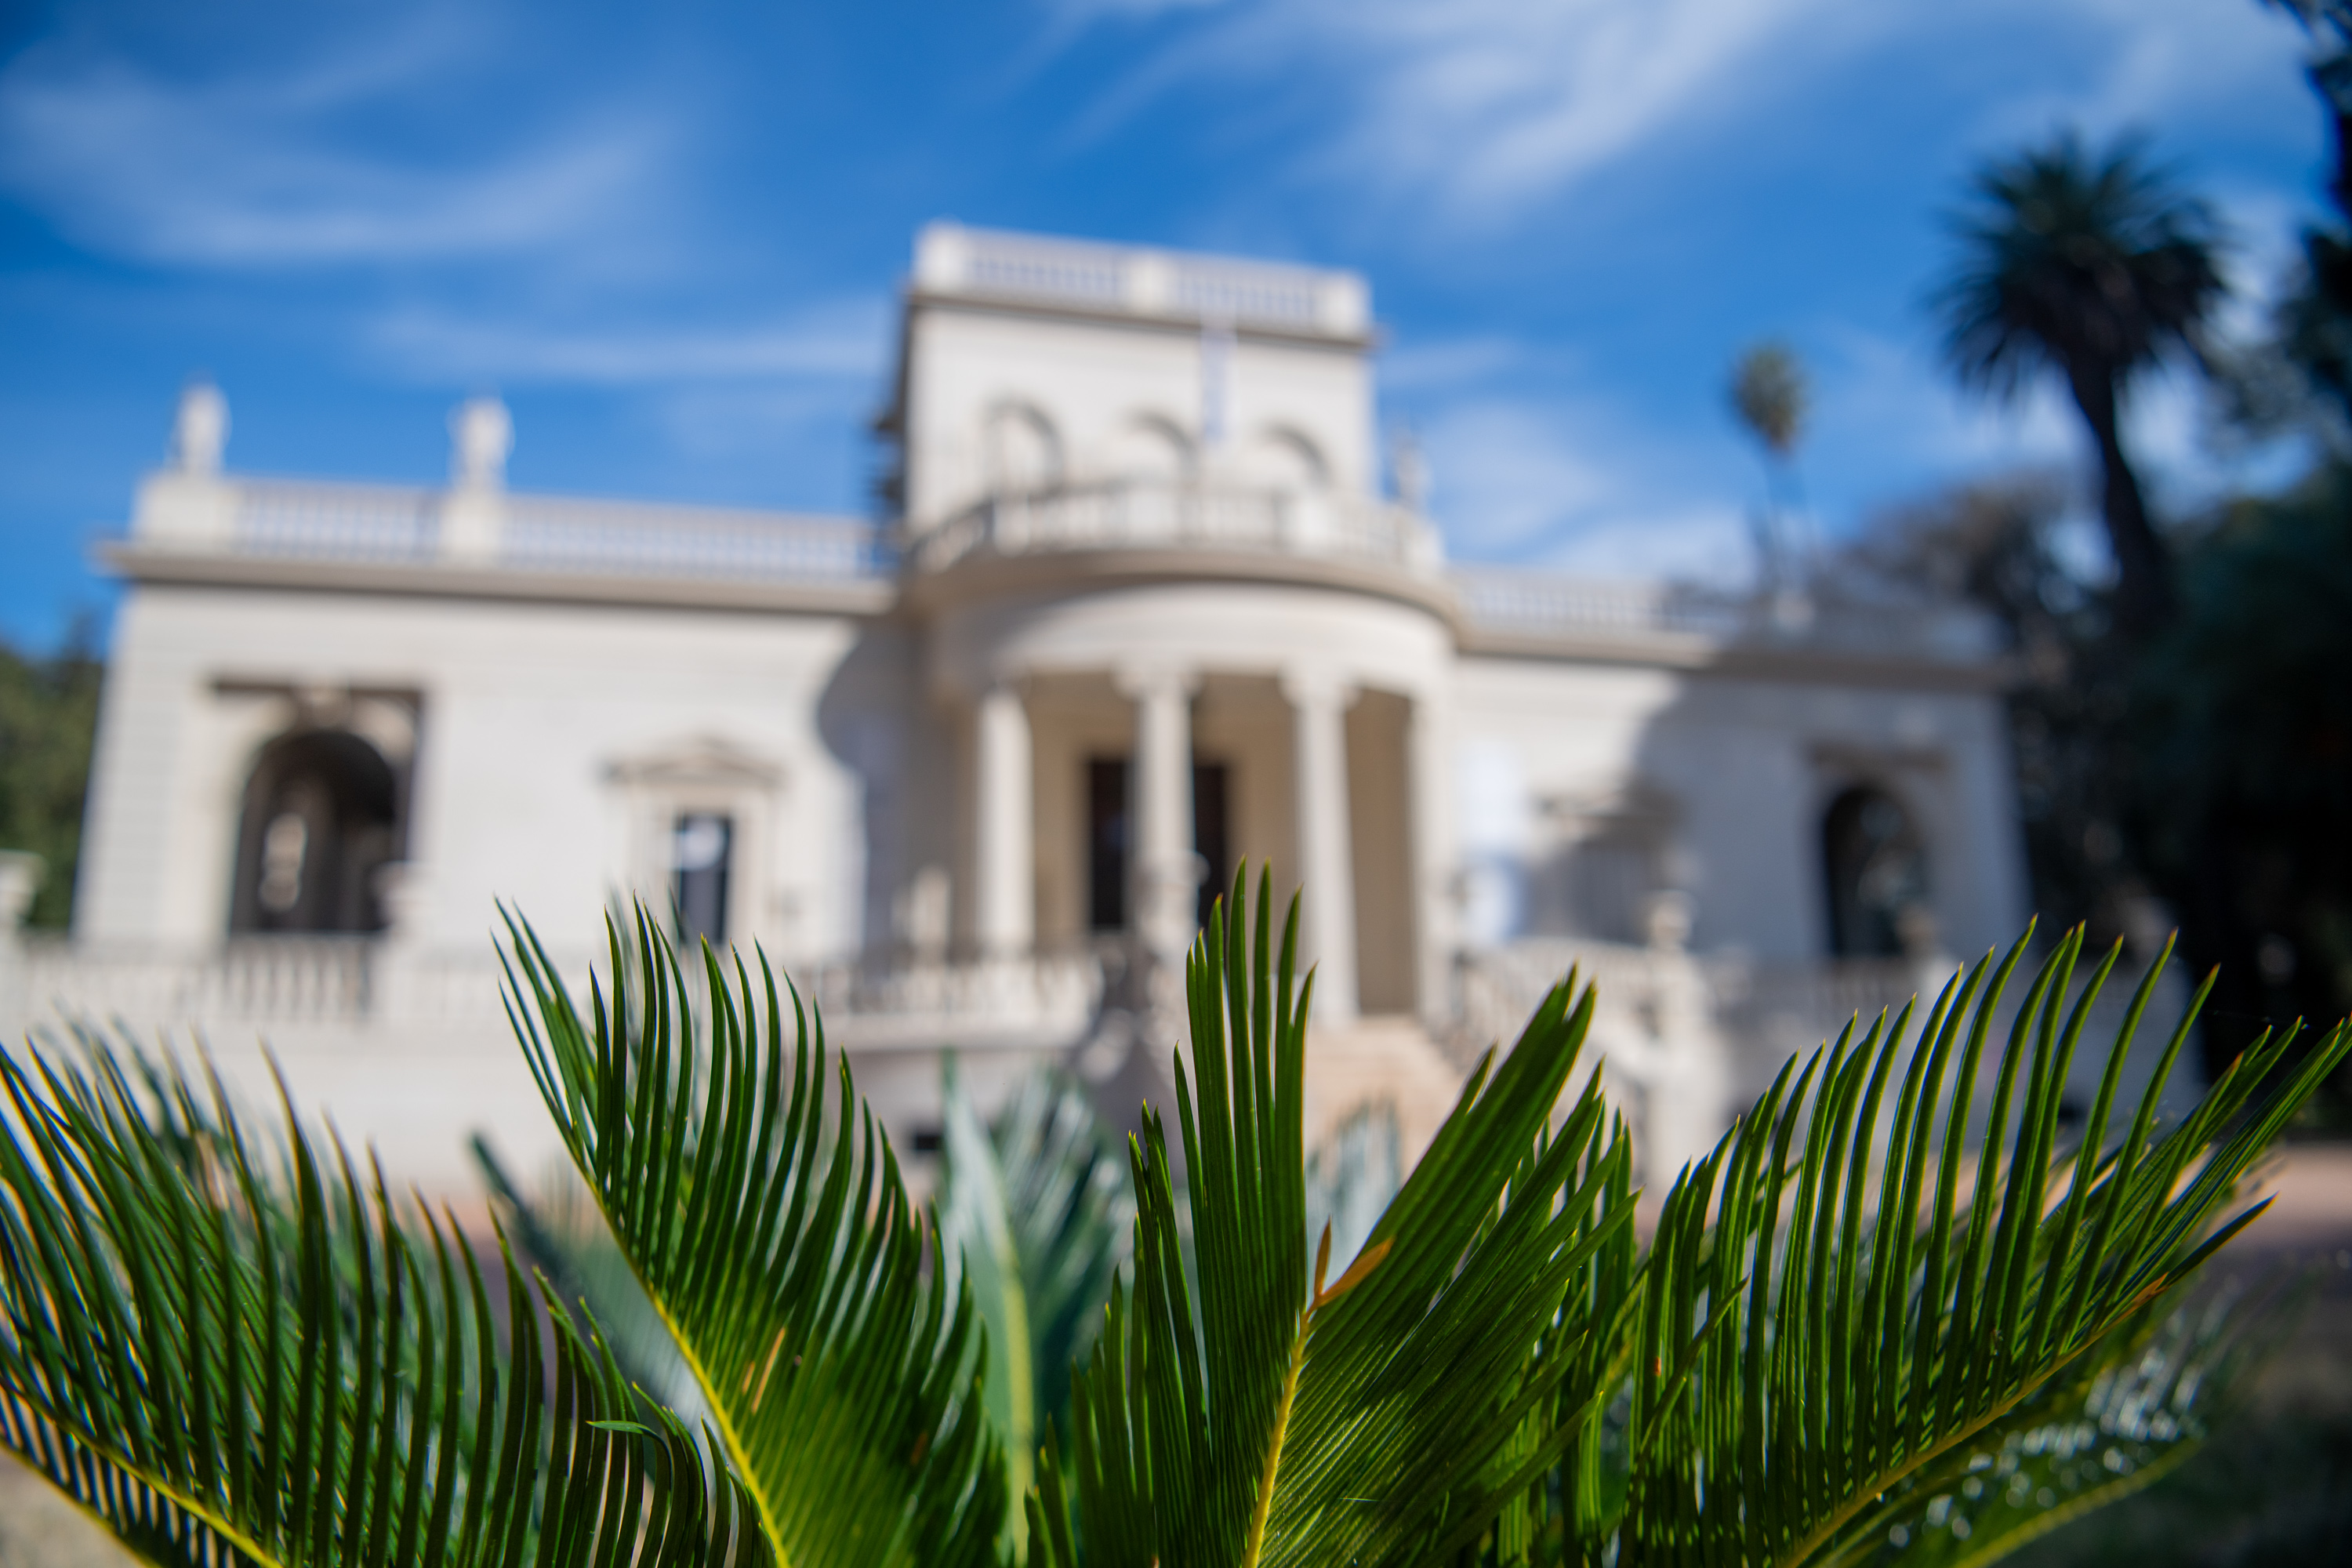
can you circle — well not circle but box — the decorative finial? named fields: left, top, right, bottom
left=449, top=396, right=513, bottom=491
left=1391, top=425, right=1428, bottom=512
left=172, top=380, right=228, bottom=474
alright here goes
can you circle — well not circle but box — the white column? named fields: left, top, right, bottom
left=972, top=680, right=1035, bottom=960
left=1406, top=693, right=1454, bottom=1029
left=1283, top=670, right=1358, bottom=1022
left=1118, top=666, right=1199, bottom=964
left=0, top=852, right=42, bottom=1041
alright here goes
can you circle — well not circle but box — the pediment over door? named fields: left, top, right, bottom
left=604, top=737, right=788, bottom=949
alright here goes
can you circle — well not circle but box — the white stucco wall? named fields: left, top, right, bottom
left=78, top=584, right=878, bottom=964
left=902, top=305, right=1375, bottom=524
left=1453, top=653, right=2029, bottom=961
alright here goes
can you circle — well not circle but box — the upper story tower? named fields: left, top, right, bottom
left=882, top=223, right=1397, bottom=549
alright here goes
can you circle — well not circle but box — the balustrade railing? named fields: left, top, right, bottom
left=921, top=225, right=1364, bottom=335
left=236, top=479, right=439, bottom=564
left=912, top=479, right=1434, bottom=575
left=167, top=476, right=892, bottom=586
left=19, top=935, right=376, bottom=1025
left=803, top=950, right=1105, bottom=1041
left=5, top=936, right=1102, bottom=1044
left=1451, top=567, right=1997, bottom=663
left=1452, top=570, right=1747, bottom=641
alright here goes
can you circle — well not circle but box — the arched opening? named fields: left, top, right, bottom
left=229, top=729, right=401, bottom=934
left=983, top=401, right=1063, bottom=494
left=1821, top=785, right=1929, bottom=957
left=1106, top=413, right=1193, bottom=483
left=1243, top=427, right=1329, bottom=493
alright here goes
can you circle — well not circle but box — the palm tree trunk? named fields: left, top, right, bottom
left=2067, top=366, right=2176, bottom=639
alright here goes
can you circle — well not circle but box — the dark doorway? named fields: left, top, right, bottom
left=1083, top=756, right=1232, bottom=934
left=1192, top=761, right=1230, bottom=928
left=1087, top=758, right=1129, bottom=931
left=673, top=812, right=734, bottom=948
left=229, top=729, right=402, bottom=934
left=1822, top=786, right=1929, bottom=957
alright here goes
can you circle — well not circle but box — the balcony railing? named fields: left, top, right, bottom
left=910, top=479, right=1439, bottom=577
left=1450, top=567, right=1998, bottom=664
left=144, top=475, right=891, bottom=586
left=18, top=935, right=377, bottom=1025
left=5, top=935, right=1102, bottom=1051
left=916, top=224, right=1369, bottom=336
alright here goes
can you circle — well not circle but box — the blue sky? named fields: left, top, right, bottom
left=0, top=0, right=2332, bottom=650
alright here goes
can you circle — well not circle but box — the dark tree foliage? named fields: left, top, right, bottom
left=2131, top=463, right=2352, bottom=1112
left=1931, top=132, right=2227, bottom=640
left=1839, top=467, right=2352, bottom=1110
left=2266, top=2, right=2352, bottom=419
left=0, top=623, right=103, bottom=928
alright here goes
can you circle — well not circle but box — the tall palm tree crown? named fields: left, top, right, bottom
left=1933, top=132, right=2227, bottom=638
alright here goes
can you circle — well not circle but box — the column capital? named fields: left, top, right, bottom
left=976, top=668, right=1033, bottom=702
left=1112, top=662, right=1201, bottom=702
left=1278, top=665, right=1357, bottom=712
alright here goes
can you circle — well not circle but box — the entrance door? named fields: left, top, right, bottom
left=1083, top=757, right=1231, bottom=935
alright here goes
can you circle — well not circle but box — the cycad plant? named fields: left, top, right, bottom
left=0, top=868, right=2343, bottom=1567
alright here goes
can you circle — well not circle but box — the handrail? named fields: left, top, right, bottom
left=144, top=474, right=891, bottom=585
left=909, top=478, right=1438, bottom=575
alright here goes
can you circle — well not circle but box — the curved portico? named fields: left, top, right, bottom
left=916, top=519, right=1456, bottom=1025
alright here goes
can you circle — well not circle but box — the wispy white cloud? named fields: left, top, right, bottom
left=0, top=16, right=678, bottom=271
left=1058, top=0, right=1848, bottom=223
left=1969, top=0, right=2311, bottom=147
left=1054, top=0, right=2307, bottom=230
left=367, top=298, right=892, bottom=387
left=1417, top=393, right=1754, bottom=584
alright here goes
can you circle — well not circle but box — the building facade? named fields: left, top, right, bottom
left=0, top=225, right=2039, bottom=1192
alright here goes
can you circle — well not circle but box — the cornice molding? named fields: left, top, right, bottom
left=99, top=542, right=894, bottom=619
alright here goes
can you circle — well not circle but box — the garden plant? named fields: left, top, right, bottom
left=0, top=866, right=2344, bottom=1566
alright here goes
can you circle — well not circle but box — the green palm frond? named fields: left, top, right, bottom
left=1033, top=868, right=1640, bottom=1568
left=0, top=1033, right=761, bottom=1568
left=1623, top=927, right=2351, bottom=1566
left=1303, top=1103, right=1403, bottom=1276
left=499, top=905, right=1007, bottom=1568
left=935, top=1062, right=1131, bottom=1521
left=1842, top=1277, right=2286, bottom=1568
left=470, top=1131, right=703, bottom=1419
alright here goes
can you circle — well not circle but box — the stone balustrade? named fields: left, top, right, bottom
left=132, top=473, right=891, bottom=585
left=1450, top=566, right=1999, bottom=666
left=910, top=477, right=1439, bottom=576
left=1, top=932, right=1104, bottom=1054
left=915, top=223, right=1370, bottom=337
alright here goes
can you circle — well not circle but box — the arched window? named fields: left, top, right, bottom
left=983, top=402, right=1062, bottom=494
left=1821, top=786, right=1929, bottom=957
left=1106, top=413, right=1193, bottom=482
left=229, top=730, right=401, bottom=934
left=1243, top=427, right=1329, bottom=493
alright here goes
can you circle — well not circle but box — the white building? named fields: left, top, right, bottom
left=0, top=225, right=2034, bottom=1192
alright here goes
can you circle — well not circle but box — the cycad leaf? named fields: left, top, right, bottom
left=937, top=1058, right=1036, bottom=1515
left=1625, top=927, right=2352, bottom=1566
left=1835, top=1278, right=2285, bottom=1568
left=470, top=1132, right=707, bottom=1421
left=1039, top=867, right=1639, bottom=1568
left=935, top=1062, right=1133, bottom=1526
left=500, top=906, right=1006, bottom=1568
left=0, top=1029, right=762, bottom=1568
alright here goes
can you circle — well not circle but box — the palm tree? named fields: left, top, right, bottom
left=1933, top=132, right=2227, bottom=639
left=0, top=875, right=2344, bottom=1566
left=1729, top=341, right=1813, bottom=593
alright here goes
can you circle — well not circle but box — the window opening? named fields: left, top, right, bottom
left=673, top=812, right=734, bottom=948
left=1822, top=786, right=1929, bottom=957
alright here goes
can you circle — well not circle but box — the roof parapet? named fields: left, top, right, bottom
left=913, top=222, right=1370, bottom=339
